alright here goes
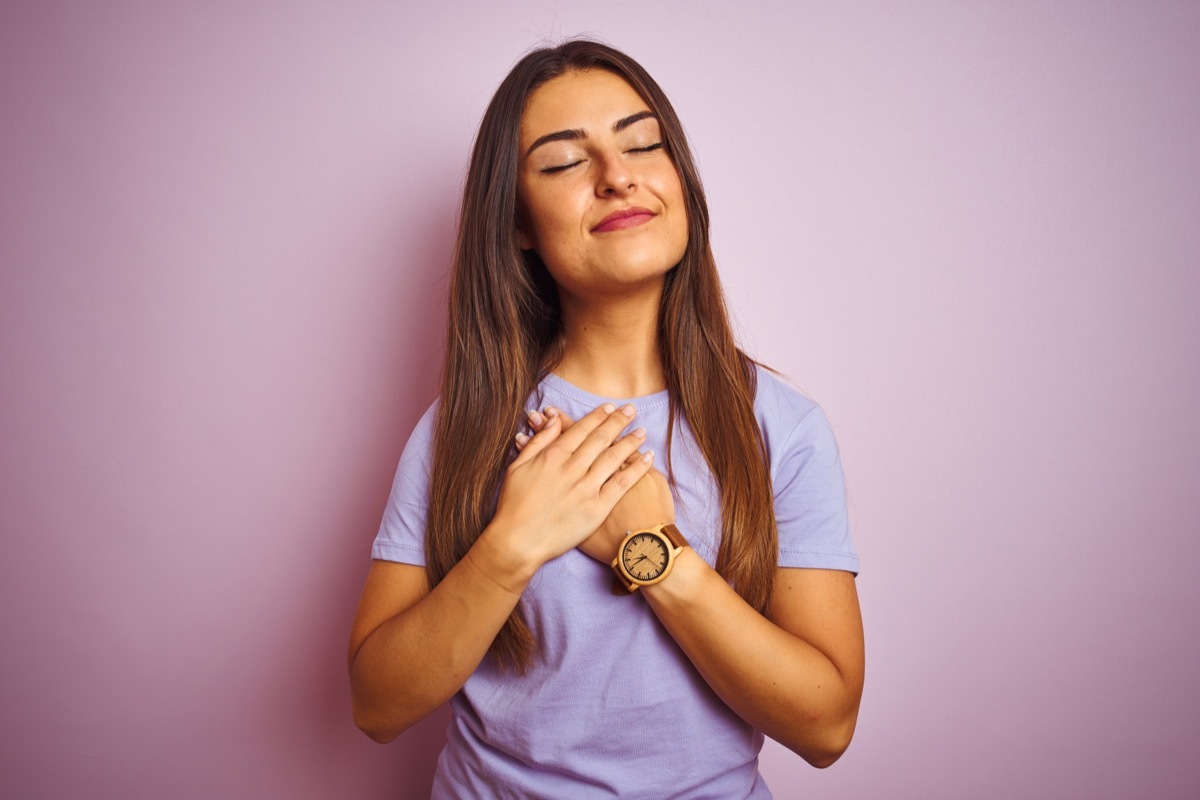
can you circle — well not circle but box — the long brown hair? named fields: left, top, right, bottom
left=425, top=39, right=777, bottom=671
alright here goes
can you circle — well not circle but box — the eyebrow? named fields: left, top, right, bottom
left=524, top=111, right=658, bottom=158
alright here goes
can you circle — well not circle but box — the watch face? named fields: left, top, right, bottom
left=621, top=532, right=669, bottom=582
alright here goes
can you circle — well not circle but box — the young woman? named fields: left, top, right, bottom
left=349, top=39, right=864, bottom=798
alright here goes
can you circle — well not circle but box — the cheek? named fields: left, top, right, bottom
left=666, top=187, right=690, bottom=254
left=653, top=171, right=688, bottom=233
left=522, top=209, right=583, bottom=279
left=669, top=218, right=689, bottom=266
left=523, top=190, right=578, bottom=246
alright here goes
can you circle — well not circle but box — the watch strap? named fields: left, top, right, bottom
left=659, top=523, right=688, bottom=549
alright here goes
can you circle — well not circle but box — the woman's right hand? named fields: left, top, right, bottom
left=352, top=404, right=648, bottom=740
left=516, top=406, right=674, bottom=564
left=351, top=404, right=653, bottom=742
left=484, top=403, right=656, bottom=578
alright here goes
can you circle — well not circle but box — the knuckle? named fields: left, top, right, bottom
left=585, top=427, right=612, bottom=447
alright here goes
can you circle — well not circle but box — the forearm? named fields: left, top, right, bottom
left=642, top=550, right=862, bottom=767
left=349, top=529, right=534, bottom=742
left=350, top=403, right=659, bottom=742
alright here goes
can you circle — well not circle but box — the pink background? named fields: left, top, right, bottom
left=2, top=2, right=1198, bottom=798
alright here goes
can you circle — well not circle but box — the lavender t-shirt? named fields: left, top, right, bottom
left=372, top=368, right=858, bottom=799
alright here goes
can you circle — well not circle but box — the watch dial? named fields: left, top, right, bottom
left=622, top=533, right=668, bottom=581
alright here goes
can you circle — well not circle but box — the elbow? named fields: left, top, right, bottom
left=350, top=682, right=406, bottom=744
left=349, top=660, right=408, bottom=744
left=802, top=727, right=854, bottom=769
left=352, top=704, right=402, bottom=744
left=789, top=709, right=859, bottom=769
left=804, top=741, right=849, bottom=770
left=362, top=728, right=400, bottom=745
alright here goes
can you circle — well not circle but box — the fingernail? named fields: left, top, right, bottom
left=633, top=427, right=646, bottom=438
left=526, top=409, right=545, bottom=426
left=641, top=450, right=654, bottom=463
left=621, top=404, right=635, bottom=417
left=602, top=403, right=616, bottom=413
left=514, top=432, right=530, bottom=447
left=544, top=406, right=558, bottom=418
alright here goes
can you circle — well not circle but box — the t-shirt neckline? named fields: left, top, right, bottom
left=541, top=372, right=670, bottom=409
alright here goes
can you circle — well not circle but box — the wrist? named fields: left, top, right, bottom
left=641, top=546, right=705, bottom=607
left=471, top=520, right=542, bottom=595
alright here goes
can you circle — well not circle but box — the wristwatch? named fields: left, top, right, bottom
left=611, top=523, right=689, bottom=593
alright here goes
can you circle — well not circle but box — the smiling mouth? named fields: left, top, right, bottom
left=592, top=207, right=655, bottom=233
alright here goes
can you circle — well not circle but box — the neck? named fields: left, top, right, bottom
left=552, top=282, right=666, bottom=399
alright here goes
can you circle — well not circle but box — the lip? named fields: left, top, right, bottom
left=591, top=206, right=656, bottom=233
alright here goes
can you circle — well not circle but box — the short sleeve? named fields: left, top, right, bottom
left=371, top=403, right=438, bottom=565
left=757, top=373, right=859, bottom=574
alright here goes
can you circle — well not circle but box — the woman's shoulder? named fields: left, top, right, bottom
left=749, top=362, right=844, bottom=470
left=751, top=363, right=822, bottom=428
left=393, top=399, right=441, bottom=469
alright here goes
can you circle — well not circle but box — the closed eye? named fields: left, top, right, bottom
left=540, top=160, right=583, bottom=174
left=539, top=142, right=662, bottom=173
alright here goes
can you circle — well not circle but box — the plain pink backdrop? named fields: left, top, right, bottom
left=2, top=2, right=1197, bottom=798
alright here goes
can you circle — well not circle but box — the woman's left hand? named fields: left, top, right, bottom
left=519, top=407, right=674, bottom=563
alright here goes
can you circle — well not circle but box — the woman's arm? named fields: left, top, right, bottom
left=524, top=407, right=864, bottom=766
left=586, top=466, right=864, bottom=765
left=348, top=540, right=527, bottom=742
left=642, top=559, right=864, bottom=767
left=348, top=404, right=655, bottom=743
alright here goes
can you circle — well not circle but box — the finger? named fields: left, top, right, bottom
left=563, top=404, right=637, bottom=467
left=525, top=406, right=576, bottom=435
left=546, top=402, right=626, bottom=456
left=519, top=405, right=580, bottom=451
left=508, top=412, right=561, bottom=468
left=585, top=426, right=647, bottom=483
left=524, top=408, right=547, bottom=432
left=526, top=406, right=577, bottom=431
left=598, top=450, right=656, bottom=504
left=544, top=406, right=575, bottom=429
left=517, top=408, right=552, bottom=450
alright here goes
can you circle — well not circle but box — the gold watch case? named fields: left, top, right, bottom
left=611, top=523, right=688, bottom=592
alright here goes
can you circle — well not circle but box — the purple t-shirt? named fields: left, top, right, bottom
left=373, top=368, right=858, bottom=799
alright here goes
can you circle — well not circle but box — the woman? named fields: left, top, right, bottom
left=349, top=39, right=863, bottom=798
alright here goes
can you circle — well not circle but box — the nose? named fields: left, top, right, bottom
left=595, top=152, right=635, bottom=197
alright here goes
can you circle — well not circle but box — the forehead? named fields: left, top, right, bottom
left=519, top=70, right=652, bottom=145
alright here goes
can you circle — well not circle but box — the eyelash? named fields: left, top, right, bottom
left=631, top=142, right=665, bottom=154
left=539, top=142, right=665, bottom=174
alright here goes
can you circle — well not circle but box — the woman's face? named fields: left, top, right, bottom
left=516, top=69, right=688, bottom=302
